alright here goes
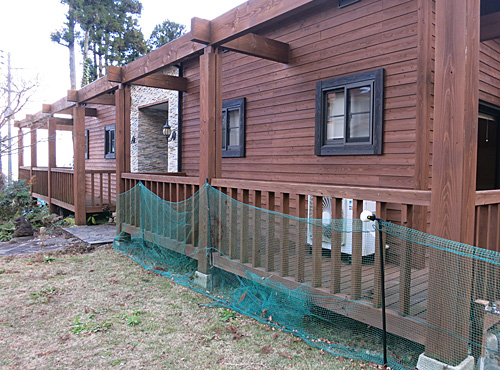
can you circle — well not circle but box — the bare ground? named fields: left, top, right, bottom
left=0, top=245, right=380, bottom=370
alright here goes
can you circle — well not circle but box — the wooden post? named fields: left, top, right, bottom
left=17, top=128, right=23, bottom=169
left=73, top=105, right=86, bottom=225
left=115, top=84, right=131, bottom=234
left=427, top=0, right=479, bottom=365
left=197, top=46, right=222, bottom=274
left=47, top=118, right=56, bottom=213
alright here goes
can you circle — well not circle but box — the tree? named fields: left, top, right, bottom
left=50, top=4, right=77, bottom=89
left=148, top=20, right=186, bottom=51
left=0, top=71, right=38, bottom=183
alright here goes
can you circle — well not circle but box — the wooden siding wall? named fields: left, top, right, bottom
left=182, top=0, right=420, bottom=192
left=479, top=40, right=500, bottom=107
left=85, top=104, right=117, bottom=203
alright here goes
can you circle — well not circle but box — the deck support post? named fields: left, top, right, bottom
left=73, top=105, right=87, bottom=225
left=115, top=84, right=131, bottom=234
left=47, top=118, right=56, bottom=213
left=29, top=127, right=37, bottom=193
left=197, top=46, right=222, bottom=274
left=425, top=0, right=479, bottom=366
left=17, top=128, right=23, bottom=169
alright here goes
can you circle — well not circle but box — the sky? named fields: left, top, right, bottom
left=0, top=0, right=242, bottom=172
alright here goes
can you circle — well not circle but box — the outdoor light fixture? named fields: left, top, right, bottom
left=360, top=209, right=388, bottom=368
left=162, top=121, right=176, bottom=142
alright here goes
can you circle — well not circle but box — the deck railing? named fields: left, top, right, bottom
left=118, top=174, right=432, bottom=338
left=475, top=190, right=500, bottom=253
left=31, top=167, right=49, bottom=197
left=51, top=168, right=75, bottom=206
left=86, top=170, right=116, bottom=208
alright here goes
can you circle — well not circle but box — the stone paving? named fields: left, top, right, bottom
left=0, top=224, right=117, bottom=256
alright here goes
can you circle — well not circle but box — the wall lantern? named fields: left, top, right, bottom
left=163, top=121, right=176, bottom=142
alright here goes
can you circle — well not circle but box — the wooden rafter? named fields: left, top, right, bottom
left=67, top=75, right=118, bottom=103
left=209, top=0, right=329, bottom=45
left=87, top=94, right=116, bottom=106
left=130, top=73, right=188, bottom=91
left=192, top=17, right=289, bottom=63
left=481, top=11, right=500, bottom=41
left=42, top=97, right=76, bottom=115
left=119, top=33, right=205, bottom=84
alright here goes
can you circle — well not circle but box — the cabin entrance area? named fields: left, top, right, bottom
left=477, top=102, right=500, bottom=190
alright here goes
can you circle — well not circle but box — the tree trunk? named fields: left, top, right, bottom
left=68, top=7, right=76, bottom=90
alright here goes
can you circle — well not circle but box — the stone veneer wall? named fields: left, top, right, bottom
left=130, top=66, right=179, bottom=173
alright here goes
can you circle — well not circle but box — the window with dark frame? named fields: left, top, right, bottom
left=314, top=69, right=384, bottom=156
left=104, top=125, right=116, bottom=159
left=222, top=98, right=246, bottom=158
left=85, top=130, right=89, bottom=159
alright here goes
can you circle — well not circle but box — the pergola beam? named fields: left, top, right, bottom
left=67, top=75, right=118, bottom=103
left=480, top=11, right=500, bottom=41
left=130, top=73, right=188, bottom=91
left=43, top=97, right=76, bottom=115
left=119, top=33, right=205, bottom=84
left=191, top=17, right=289, bottom=63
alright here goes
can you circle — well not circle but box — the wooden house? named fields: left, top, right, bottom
left=16, top=0, right=500, bottom=367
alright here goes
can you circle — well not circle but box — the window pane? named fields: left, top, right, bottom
left=228, top=109, right=240, bottom=129
left=326, top=90, right=344, bottom=140
left=229, top=128, right=240, bottom=146
left=326, top=116, right=344, bottom=140
left=348, top=112, right=370, bottom=140
left=222, top=128, right=227, bottom=150
left=349, top=86, right=371, bottom=113
left=110, top=130, right=115, bottom=153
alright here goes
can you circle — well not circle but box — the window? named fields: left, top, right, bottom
left=85, top=130, right=89, bottom=159
left=314, top=69, right=384, bottom=155
left=338, top=0, right=360, bottom=8
left=222, top=98, right=245, bottom=158
left=476, top=102, right=500, bottom=190
left=104, top=125, right=115, bottom=159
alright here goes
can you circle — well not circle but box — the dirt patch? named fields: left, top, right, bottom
left=0, top=246, right=380, bottom=369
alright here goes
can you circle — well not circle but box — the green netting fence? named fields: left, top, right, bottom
left=113, top=182, right=500, bottom=369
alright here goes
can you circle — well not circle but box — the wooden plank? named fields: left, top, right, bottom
left=87, top=94, right=116, bottom=106
left=252, top=190, right=262, bottom=267
left=399, top=204, right=413, bottom=315
left=30, top=128, right=37, bottom=169
left=427, top=0, right=480, bottom=363
left=209, top=0, right=329, bottom=45
left=199, top=46, right=222, bottom=185
left=480, top=11, right=500, bottom=42
left=211, top=179, right=431, bottom=206
left=17, top=129, right=23, bottom=168
left=84, top=108, right=98, bottom=117
left=191, top=17, right=211, bottom=44
left=280, top=192, right=290, bottom=277
left=68, top=76, right=118, bottom=103
left=266, top=191, right=276, bottom=271
left=350, top=200, right=363, bottom=300
left=72, top=105, right=86, bottom=225
left=107, top=65, right=122, bottom=83
left=228, top=188, right=238, bottom=259
left=131, top=73, right=188, bottom=92
left=373, top=202, right=387, bottom=307
left=222, top=33, right=290, bottom=64
left=47, top=118, right=56, bottom=213
left=240, top=189, right=250, bottom=264
left=296, top=194, right=306, bottom=283
left=330, top=198, right=342, bottom=294
left=312, top=196, right=322, bottom=288
left=119, top=33, right=205, bottom=84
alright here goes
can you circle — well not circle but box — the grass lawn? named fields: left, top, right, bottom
left=0, top=245, right=380, bottom=369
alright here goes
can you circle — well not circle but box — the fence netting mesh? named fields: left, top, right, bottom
left=113, top=182, right=500, bottom=369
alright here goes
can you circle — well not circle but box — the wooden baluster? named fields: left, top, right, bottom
left=91, top=173, right=95, bottom=207
left=280, top=193, right=290, bottom=277
left=252, top=190, right=262, bottom=267
left=350, top=199, right=363, bottom=300
left=296, top=194, right=306, bottom=283
left=185, top=185, right=193, bottom=243
left=312, top=196, right=323, bottom=288
left=192, top=185, right=199, bottom=246
left=240, top=189, right=250, bottom=263
left=219, top=187, right=228, bottom=254
left=176, top=184, right=185, bottom=241
left=373, top=202, right=388, bottom=307
left=228, top=188, right=238, bottom=259
left=487, top=205, right=500, bottom=301
left=331, top=198, right=343, bottom=294
left=266, top=191, right=276, bottom=272
left=399, top=204, right=413, bottom=315
left=99, top=173, right=103, bottom=206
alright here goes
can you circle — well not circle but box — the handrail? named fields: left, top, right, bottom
left=475, top=189, right=500, bottom=206
left=122, top=172, right=198, bottom=185
left=212, top=178, right=432, bottom=206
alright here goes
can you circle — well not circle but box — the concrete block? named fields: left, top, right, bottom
left=193, top=271, right=212, bottom=290
left=416, top=353, right=474, bottom=370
